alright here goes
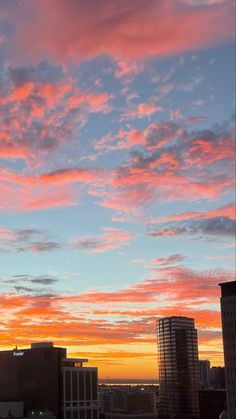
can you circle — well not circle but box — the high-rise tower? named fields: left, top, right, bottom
left=219, top=281, right=236, bottom=419
left=157, top=316, right=200, bottom=419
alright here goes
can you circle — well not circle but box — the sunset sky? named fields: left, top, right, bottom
left=0, top=0, right=235, bottom=379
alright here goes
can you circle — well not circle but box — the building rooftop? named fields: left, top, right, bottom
left=219, top=281, right=236, bottom=297
left=61, top=358, right=88, bottom=367
left=31, top=342, right=54, bottom=349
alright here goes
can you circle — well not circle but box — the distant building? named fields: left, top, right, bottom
left=102, top=413, right=157, bottom=419
left=198, top=389, right=227, bottom=419
left=0, top=402, right=55, bottom=419
left=199, top=360, right=210, bottom=389
left=99, top=388, right=157, bottom=414
left=0, top=342, right=98, bottom=419
left=219, top=281, right=236, bottom=418
left=0, top=401, right=24, bottom=418
left=157, top=316, right=200, bottom=419
left=209, top=366, right=225, bottom=389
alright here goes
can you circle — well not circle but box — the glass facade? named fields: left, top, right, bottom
left=157, top=317, right=200, bottom=419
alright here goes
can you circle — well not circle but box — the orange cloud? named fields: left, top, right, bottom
left=1, top=262, right=230, bottom=376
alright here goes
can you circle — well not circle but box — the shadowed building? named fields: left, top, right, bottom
left=157, top=317, right=199, bottom=419
left=198, top=389, right=227, bottom=419
left=209, top=366, right=225, bottom=389
left=199, top=360, right=210, bottom=389
left=219, top=281, right=236, bottom=419
left=0, top=342, right=98, bottom=419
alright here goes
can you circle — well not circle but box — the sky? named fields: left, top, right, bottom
left=0, top=0, right=235, bottom=379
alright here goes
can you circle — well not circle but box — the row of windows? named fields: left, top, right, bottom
left=63, top=408, right=98, bottom=419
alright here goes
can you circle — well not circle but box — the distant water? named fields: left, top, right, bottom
left=99, top=379, right=159, bottom=385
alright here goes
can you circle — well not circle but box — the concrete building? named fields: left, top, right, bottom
left=219, top=281, right=236, bottom=419
left=157, top=316, right=200, bottom=419
left=199, top=360, right=210, bottom=389
left=61, top=358, right=98, bottom=419
left=0, top=342, right=98, bottom=419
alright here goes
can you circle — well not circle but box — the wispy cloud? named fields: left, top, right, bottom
left=70, top=227, right=134, bottom=253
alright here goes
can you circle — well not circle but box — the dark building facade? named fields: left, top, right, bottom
left=199, top=389, right=226, bottom=419
left=209, top=366, right=225, bottom=389
left=199, top=360, right=210, bottom=389
left=157, top=317, right=199, bottom=419
left=219, top=281, right=236, bottom=419
left=0, top=342, right=98, bottom=419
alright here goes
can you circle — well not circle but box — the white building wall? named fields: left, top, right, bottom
left=61, top=367, right=98, bottom=419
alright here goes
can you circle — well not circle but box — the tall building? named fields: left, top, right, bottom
left=157, top=316, right=200, bottom=419
left=0, top=342, right=98, bottom=419
left=219, top=281, right=236, bottom=419
left=199, top=360, right=210, bottom=389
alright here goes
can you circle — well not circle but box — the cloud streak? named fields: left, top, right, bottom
left=70, top=227, right=134, bottom=253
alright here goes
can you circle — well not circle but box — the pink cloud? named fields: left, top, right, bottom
left=115, top=61, right=144, bottom=80
left=25, top=189, right=78, bottom=211
left=122, top=102, right=162, bottom=120
left=67, top=90, right=111, bottom=113
left=137, top=103, right=162, bottom=117
left=10, top=0, right=234, bottom=64
left=64, top=265, right=233, bottom=306
left=102, top=188, right=154, bottom=213
left=0, top=74, right=111, bottom=165
left=127, top=130, right=146, bottom=145
left=100, top=119, right=235, bottom=214
left=0, top=115, right=234, bottom=215
left=151, top=254, right=184, bottom=266
left=70, top=227, right=134, bottom=253
left=148, top=202, right=236, bottom=224
left=149, top=228, right=181, bottom=237
left=170, top=108, right=183, bottom=120
left=93, top=129, right=146, bottom=154
left=187, top=115, right=206, bottom=123
left=0, top=170, right=79, bottom=212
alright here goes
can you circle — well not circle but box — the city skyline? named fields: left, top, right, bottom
left=0, top=0, right=235, bottom=379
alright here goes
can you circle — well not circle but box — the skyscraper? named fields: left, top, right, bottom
left=157, top=316, right=200, bottom=419
left=219, top=280, right=236, bottom=419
